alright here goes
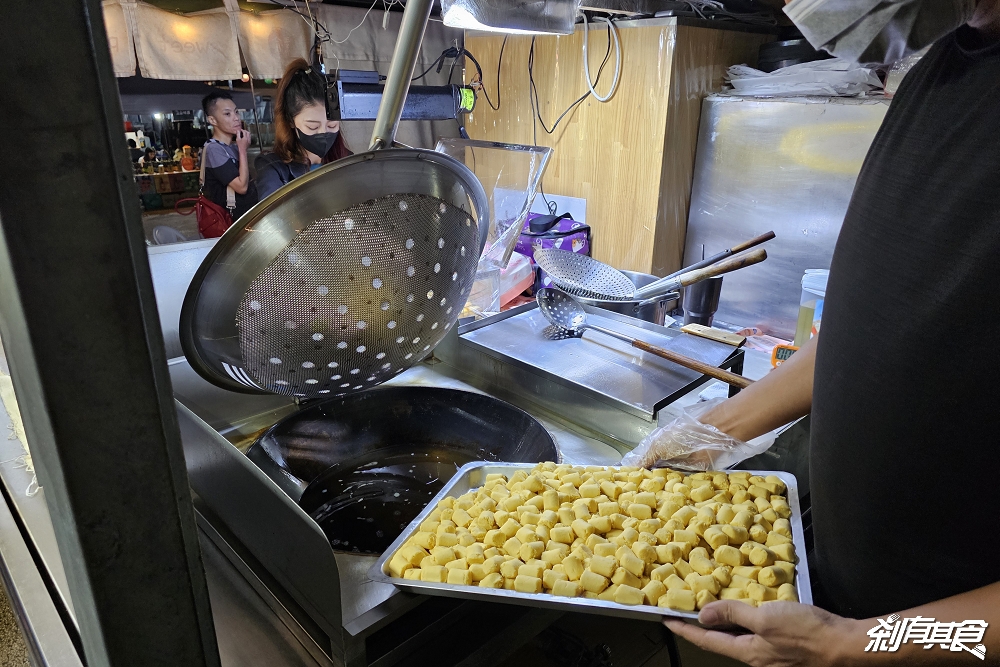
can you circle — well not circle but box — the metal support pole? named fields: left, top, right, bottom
left=247, top=74, right=266, bottom=150
left=0, top=2, right=221, bottom=666
left=369, top=0, right=433, bottom=150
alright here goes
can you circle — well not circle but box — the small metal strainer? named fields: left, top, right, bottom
left=533, top=248, right=636, bottom=301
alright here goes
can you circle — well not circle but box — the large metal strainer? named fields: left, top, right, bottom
left=180, top=0, right=489, bottom=398
left=181, top=150, right=488, bottom=397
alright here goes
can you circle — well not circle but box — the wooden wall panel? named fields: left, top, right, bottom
left=464, top=19, right=770, bottom=276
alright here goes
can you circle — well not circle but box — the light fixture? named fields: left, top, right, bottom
left=441, top=0, right=580, bottom=35
left=153, top=112, right=163, bottom=120
left=241, top=73, right=250, bottom=83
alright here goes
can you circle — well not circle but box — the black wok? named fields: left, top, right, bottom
left=246, top=386, right=557, bottom=553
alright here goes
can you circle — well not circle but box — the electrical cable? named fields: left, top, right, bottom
left=300, top=0, right=315, bottom=27
left=461, top=49, right=498, bottom=110
left=529, top=21, right=612, bottom=137
left=410, top=42, right=505, bottom=112
left=381, top=0, right=402, bottom=29
left=483, top=35, right=506, bottom=111
left=411, top=47, right=459, bottom=82
left=262, top=0, right=332, bottom=42
left=530, top=23, right=613, bottom=213
left=293, top=1, right=319, bottom=33
left=267, top=0, right=410, bottom=74
left=582, top=14, right=621, bottom=102
left=474, top=35, right=509, bottom=111
left=330, top=0, right=379, bottom=44
left=666, top=1, right=777, bottom=27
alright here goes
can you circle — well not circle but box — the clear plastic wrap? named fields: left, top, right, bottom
left=885, top=48, right=928, bottom=97
left=434, top=139, right=552, bottom=271
left=621, top=398, right=776, bottom=471
left=465, top=267, right=501, bottom=318
left=726, top=59, right=882, bottom=97
left=499, top=251, right=534, bottom=306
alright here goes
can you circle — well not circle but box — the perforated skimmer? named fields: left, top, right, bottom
left=238, top=193, right=477, bottom=394
left=181, top=150, right=488, bottom=398
left=535, top=246, right=771, bottom=304
left=533, top=248, right=636, bottom=300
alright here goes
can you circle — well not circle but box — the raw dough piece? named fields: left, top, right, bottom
left=661, top=589, right=696, bottom=611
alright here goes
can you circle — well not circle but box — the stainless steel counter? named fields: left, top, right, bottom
left=0, top=239, right=801, bottom=665
left=0, top=344, right=807, bottom=666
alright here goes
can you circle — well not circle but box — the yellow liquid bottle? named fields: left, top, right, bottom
left=793, top=303, right=816, bottom=347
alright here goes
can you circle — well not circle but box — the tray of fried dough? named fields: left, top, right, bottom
left=369, top=462, right=810, bottom=621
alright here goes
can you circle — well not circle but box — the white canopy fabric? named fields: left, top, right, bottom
left=104, top=1, right=464, bottom=149
left=103, top=0, right=137, bottom=77
left=129, top=4, right=243, bottom=80
left=102, top=1, right=461, bottom=82
left=315, top=4, right=457, bottom=75
left=237, top=9, right=313, bottom=79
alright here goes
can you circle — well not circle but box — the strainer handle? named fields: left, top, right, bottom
left=587, top=324, right=753, bottom=389
left=630, top=339, right=754, bottom=389
left=370, top=0, right=433, bottom=150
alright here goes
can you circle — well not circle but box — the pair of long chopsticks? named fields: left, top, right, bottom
left=634, top=231, right=776, bottom=300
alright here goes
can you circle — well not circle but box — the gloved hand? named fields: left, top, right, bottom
left=621, top=398, right=776, bottom=471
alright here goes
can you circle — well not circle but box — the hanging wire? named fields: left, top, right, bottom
left=529, top=21, right=613, bottom=136
left=411, top=41, right=506, bottom=112
left=581, top=13, right=621, bottom=102
left=329, top=0, right=380, bottom=45
left=483, top=35, right=507, bottom=111
left=530, top=21, right=614, bottom=213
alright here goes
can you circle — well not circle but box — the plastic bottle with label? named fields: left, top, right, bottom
left=793, top=269, right=829, bottom=347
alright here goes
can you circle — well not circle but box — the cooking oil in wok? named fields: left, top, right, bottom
left=299, top=446, right=495, bottom=554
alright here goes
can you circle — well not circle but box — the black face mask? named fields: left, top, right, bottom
left=296, top=128, right=338, bottom=158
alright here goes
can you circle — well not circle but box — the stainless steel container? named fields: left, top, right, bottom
left=575, top=270, right=678, bottom=325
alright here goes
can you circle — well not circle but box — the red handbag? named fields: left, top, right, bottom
left=175, top=194, right=232, bottom=238
left=174, top=152, right=233, bottom=238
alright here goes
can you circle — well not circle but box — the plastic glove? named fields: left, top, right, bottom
left=621, top=398, right=776, bottom=471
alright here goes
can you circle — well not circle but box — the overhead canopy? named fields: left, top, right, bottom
left=103, top=0, right=461, bottom=80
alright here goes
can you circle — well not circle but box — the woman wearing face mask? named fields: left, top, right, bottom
left=255, top=59, right=353, bottom=200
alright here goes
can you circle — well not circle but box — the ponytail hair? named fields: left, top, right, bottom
left=272, top=58, right=351, bottom=164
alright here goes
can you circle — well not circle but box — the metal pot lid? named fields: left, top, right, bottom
left=180, top=148, right=489, bottom=397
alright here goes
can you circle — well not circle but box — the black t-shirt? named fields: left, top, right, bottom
left=811, top=25, right=1000, bottom=619
left=203, top=139, right=257, bottom=221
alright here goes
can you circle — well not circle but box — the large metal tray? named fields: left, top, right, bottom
left=369, top=462, right=811, bottom=622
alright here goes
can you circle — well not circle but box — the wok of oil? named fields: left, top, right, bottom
left=298, top=446, right=491, bottom=554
